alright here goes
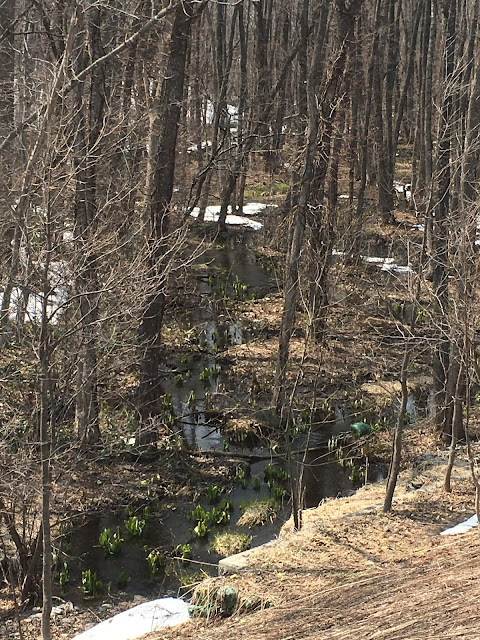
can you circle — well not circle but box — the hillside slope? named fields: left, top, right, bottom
left=144, top=456, right=480, bottom=640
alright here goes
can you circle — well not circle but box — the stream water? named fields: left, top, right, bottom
left=62, top=230, right=430, bottom=603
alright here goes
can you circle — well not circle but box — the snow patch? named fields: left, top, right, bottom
left=241, top=202, right=276, bottom=215
left=0, top=288, right=67, bottom=324
left=393, top=181, right=412, bottom=202
left=381, top=263, right=413, bottom=274
left=332, top=252, right=412, bottom=274
left=70, top=598, right=190, bottom=640
left=440, top=515, right=478, bottom=536
left=362, top=256, right=395, bottom=265
left=187, top=140, right=212, bottom=154
left=190, top=202, right=275, bottom=230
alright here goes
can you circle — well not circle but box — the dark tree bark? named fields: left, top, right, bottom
left=384, top=343, right=410, bottom=512
left=266, top=8, right=290, bottom=173
left=217, top=31, right=303, bottom=231
left=355, top=1, right=382, bottom=227
left=432, top=0, right=456, bottom=439
left=71, top=5, right=107, bottom=444
left=422, top=0, right=436, bottom=255
left=297, top=0, right=310, bottom=129
left=274, top=0, right=363, bottom=409
left=233, top=0, right=248, bottom=213
left=372, top=0, right=400, bottom=225
left=0, top=0, right=14, bottom=133
left=39, top=215, right=53, bottom=639
left=444, top=4, right=480, bottom=474
left=0, top=0, right=15, bottom=294
left=137, top=1, right=205, bottom=444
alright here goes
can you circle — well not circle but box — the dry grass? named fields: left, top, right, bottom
left=237, top=499, right=279, bottom=528
left=142, top=452, right=480, bottom=640
left=210, top=532, right=252, bottom=557
left=189, top=575, right=272, bottom=620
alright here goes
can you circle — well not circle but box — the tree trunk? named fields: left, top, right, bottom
left=265, top=9, right=290, bottom=174
left=432, top=0, right=456, bottom=438
left=39, top=218, right=53, bottom=640
left=355, top=1, right=382, bottom=232
left=71, top=5, right=105, bottom=444
left=233, top=2, right=248, bottom=214
left=274, top=0, right=363, bottom=410
left=217, top=32, right=304, bottom=231
left=297, top=0, right=310, bottom=129
left=384, top=345, right=410, bottom=511
left=137, top=1, right=203, bottom=443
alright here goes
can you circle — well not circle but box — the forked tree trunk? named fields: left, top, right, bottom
left=274, top=0, right=362, bottom=410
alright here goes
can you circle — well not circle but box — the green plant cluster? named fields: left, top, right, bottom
left=188, top=499, right=234, bottom=538
left=328, top=428, right=381, bottom=488
left=207, top=484, right=221, bottom=503
left=264, top=463, right=290, bottom=501
left=161, top=394, right=176, bottom=427
left=175, top=543, right=192, bottom=563
left=124, top=515, right=146, bottom=536
left=99, top=526, right=123, bottom=555
left=236, top=464, right=250, bottom=488
left=117, top=570, right=130, bottom=589
left=199, top=365, right=221, bottom=385
left=81, top=569, right=103, bottom=598
left=146, top=549, right=167, bottom=574
left=58, top=561, right=69, bottom=592
left=207, top=273, right=255, bottom=302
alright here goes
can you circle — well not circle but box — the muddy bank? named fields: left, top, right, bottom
left=138, top=447, right=479, bottom=640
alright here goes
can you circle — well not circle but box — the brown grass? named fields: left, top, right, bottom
left=237, top=499, right=279, bottom=528
left=142, top=451, right=480, bottom=640
left=210, top=532, right=252, bottom=557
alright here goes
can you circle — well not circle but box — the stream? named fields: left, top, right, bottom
left=62, top=226, right=431, bottom=603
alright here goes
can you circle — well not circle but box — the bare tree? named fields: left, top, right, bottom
left=137, top=0, right=207, bottom=444
left=274, top=0, right=362, bottom=410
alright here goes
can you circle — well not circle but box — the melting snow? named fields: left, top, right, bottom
left=70, top=598, right=190, bottom=640
left=0, top=287, right=68, bottom=324
left=190, top=202, right=276, bottom=230
left=440, top=514, right=478, bottom=536
left=187, top=140, right=212, bottom=154
left=362, top=256, right=395, bottom=265
left=333, top=252, right=412, bottom=274
left=394, top=181, right=412, bottom=202
left=380, top=263, right=413, bottom=274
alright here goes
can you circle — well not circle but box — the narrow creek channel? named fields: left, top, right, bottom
left=63, top=230, right=431, bottom=604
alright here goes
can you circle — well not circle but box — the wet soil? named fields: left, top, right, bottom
left=4, top=202, right=479, bottom=638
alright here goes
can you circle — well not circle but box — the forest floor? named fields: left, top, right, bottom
left=142, top=452, right=480, bottom=640
left=4, top=194, right=480, bottom=639
left=9, top=445, right=480, bottom=640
